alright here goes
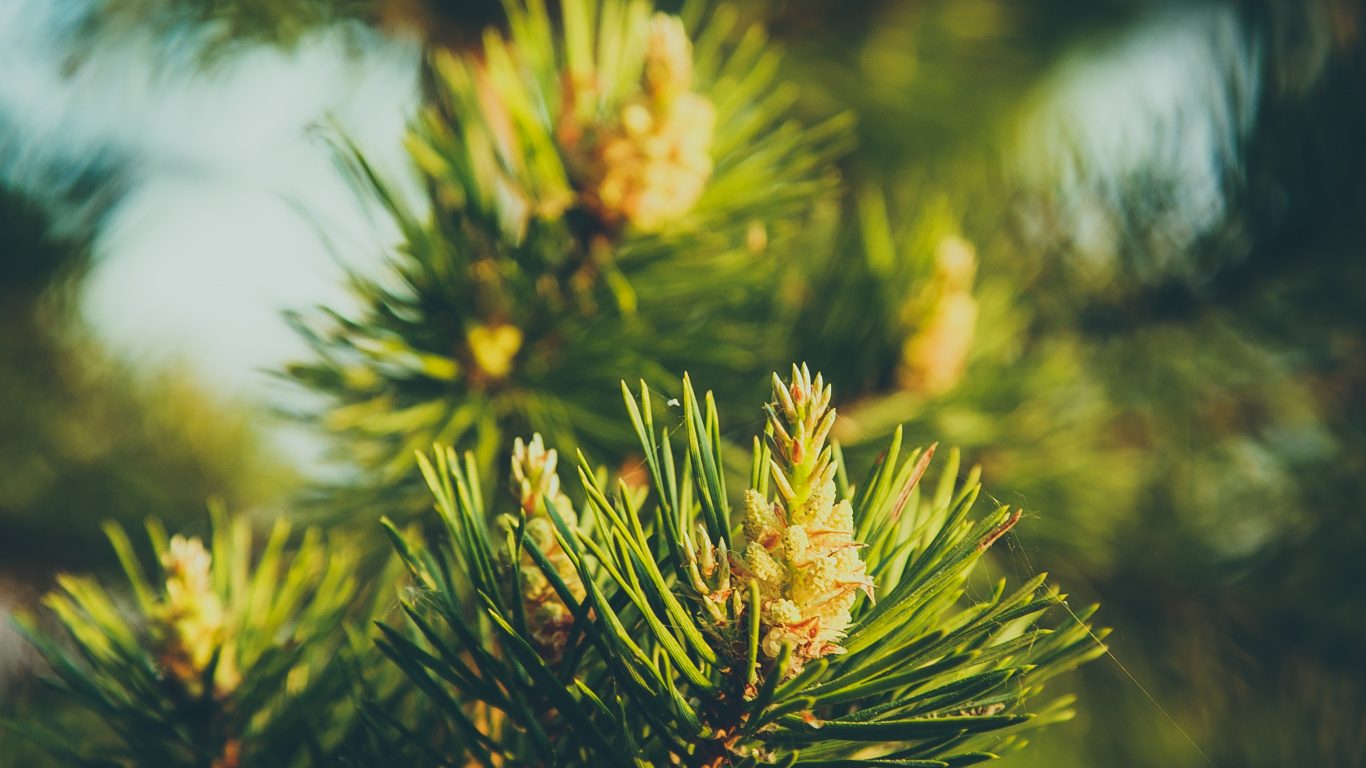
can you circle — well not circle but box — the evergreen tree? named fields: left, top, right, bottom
left=12, top=0, right=1364, bottom=765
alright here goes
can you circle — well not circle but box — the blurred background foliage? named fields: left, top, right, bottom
left=0, top=171, right=300, bottom=762
left=2, top=0, right=1365, bottom=766
left=0, top=176, right=297, bottom=574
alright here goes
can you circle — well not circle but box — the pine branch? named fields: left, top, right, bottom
left=289, top=0, right=853, bottom=519
left=372, top=366, right=1105, bottom=766
left=7, top=506, right=394, bottom=768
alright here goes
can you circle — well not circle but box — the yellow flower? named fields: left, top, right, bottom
left=739, top=366, right=874, bottom=675
left=505, top=435, right=586, bottom=661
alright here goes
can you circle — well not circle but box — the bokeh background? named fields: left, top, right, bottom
left=2, top=0, right=1364, bottom=766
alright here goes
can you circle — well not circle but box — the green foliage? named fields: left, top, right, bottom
left=776, top=179, right=1135, bottom=569
left=289, top=0, right=854, bottom=516
left=5, top=506, right=388, bottom=767
left=370, top=368, right=1104, bottom=766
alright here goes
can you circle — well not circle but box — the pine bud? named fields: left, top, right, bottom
left=739, top=370, right=873, bottom=676
left=588, top=13, right=715, bottom=231
left=467, top=323, right=523, bottom=381
left=154, top=535, right=239, bottom=697
left=505, top=434, right=586, bottom=662
left=899, top=236, right=978, bottom=395
left=644, top=14, right=694, bottom=100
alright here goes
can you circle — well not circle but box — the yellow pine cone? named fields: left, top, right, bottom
left=511, top=433, right=568, bottom=517
left=467, top=322, right=523, bottom=381
left=738, top=366, right=874, bottom=675
left=899, top=236, right=978, bottom=395
left=591, top=13, right=715, bottom=231
left=154, top=535, right=239, bottom=697
left=506, top=435, right=587, bottom=661
left=742, top=487, right=872, bottom=673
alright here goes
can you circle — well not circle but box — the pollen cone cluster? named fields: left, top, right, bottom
left=899, top=235, right=979, bottom=395
left=590, top=13, right=715, bottom=231
left=507, top=434, right=587, bottom=661
left=741, top=366, right=874, bottom=674
left=154, top=535, right=239, bottom=697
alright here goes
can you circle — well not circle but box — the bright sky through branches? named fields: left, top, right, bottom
left=0, top=0, right=421, bottom=468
